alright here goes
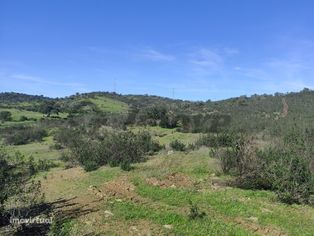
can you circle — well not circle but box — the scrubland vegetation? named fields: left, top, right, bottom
left=1, top=90, right=314, bottom=235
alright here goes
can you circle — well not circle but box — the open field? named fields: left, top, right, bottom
left=4, top=129, right=313, bottom=236
left=129, top=126, right=200, bottom=146
left=88, top=96, right=129, bottom=113
left=6, top=136, right=61, bottom=161
left=35, top=147, right=314, bottom=235
left=2, top=92, right=314, bottom=236
left=0, top=107, right=44, bottom=121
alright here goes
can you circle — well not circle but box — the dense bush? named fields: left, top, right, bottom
left=0, top=111, right=12, bottom=122
left=170, top=139, right=186, bottom=151
left=0, top=149, right=45, bottom=226
left=214, top=131, right=314, bottom=205
left=196, top=132, right=238, bottom=148
left=136, top=131, right=164, bottom=154
left=53, top=128, right=81, bottom=148
left=60, top=129, right=162, bottom=171
left=263, top=150, right=313, bottom=204
left=1, top=126, right=48, bottom=145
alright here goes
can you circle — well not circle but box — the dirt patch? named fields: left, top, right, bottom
left=209, top=177, right=231, bottom=190
left=88, top=176, right=142, bottom=202
left=41, top=167, right=87, bottom=200
left=146, top=172, right=193, bottom=188
left=281, top=97, right=289, bottom=118
left=76, top=218, right=172, bottom=236
left=234, top=217, right=287, bottom=236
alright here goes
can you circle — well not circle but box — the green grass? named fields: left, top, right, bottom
left=109, top=201, right=252, bottom=236
left=6, top=125, right=312, bottom=235
left=129, top=126, right=200, bottom=146
left=0, top=107, right=44, bottom=121
left=36, top=143, right=314, bottom=235
left=134, top=147, right=219, bottom=179
left=88, top=96, right=128, bottom=113
left=132, top=179, right=314, bottom=236
left=41, top=166, right=122, bottom=201
left=0, top=108, right=68, bottom=128
left=75, top=166, right=122, bottom=191
left=6, top=136, right=61, bottom=161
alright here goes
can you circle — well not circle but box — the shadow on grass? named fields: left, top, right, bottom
left=1, top=197, right=99, bottom=236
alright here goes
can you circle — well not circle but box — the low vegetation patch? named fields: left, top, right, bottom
left=212, top=130, right=314, bottom=205
left=1, top=125, right=48, bottom=145
left=55, top=128, right=163, bottom=171
left=170, top=139, right=186, bottom=151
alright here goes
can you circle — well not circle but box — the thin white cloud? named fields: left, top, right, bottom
left=223, top=47, right=239, bottom=55
left=11, top=74, right=84, bottom=88
left=137, top=49, right=175, bottom=62
left=189, top=48, right=223, bottom=71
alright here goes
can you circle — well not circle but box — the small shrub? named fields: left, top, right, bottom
left=19, top=115, right=29, bottom=121
left=0, top=111, right=12, bottom=122
left=120, top=160, right=132, bottom=171
left=82, top=159, right=98, bottom=172
left=187, top=143, right=197, bottom=151
left=50, top=143, right=63, bottom=150
left=137, top=131, right=164, bottom=154
left=170, top=140, right=186, bottom=151
left=196, top=132, right=237, bottom=148
left=1, top=126, right=48, bottom=145
left=188, top=200, right=206, bottom=220
left=218, top=130, right=314, bottom=205
left=66, top=129, right=152, bottom=171
left=272, top=152, right=313, bottom=204
left=60, top=152, right=71, bottom=162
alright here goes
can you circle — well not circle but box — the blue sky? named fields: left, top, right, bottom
left=1, top=0, right=314, bottom=101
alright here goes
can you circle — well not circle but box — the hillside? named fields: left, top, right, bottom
left=1, top=89, right=314, bottom=235
left=2, top=89, right=314, bottom=133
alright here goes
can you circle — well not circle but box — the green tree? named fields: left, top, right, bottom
left=0, top=111, right=12, bottom=122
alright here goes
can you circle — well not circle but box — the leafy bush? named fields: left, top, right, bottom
left=19, top=115, right=29, bottom=121
left=215, top=131, right=314, bottom=204
left=120, top=160, right=132, bottom=171
left=170, top=139, right=186, bottom=151
left=0, top=111, right=12, bottom=122
left=211, top=133, right=253, bottom=175
left=53, top=128, right=80, bottom=148
left=254, top=149, right=314, bottom=204
left=1, top=126, right=48, bottom=145
left=196, top=132, right=238, bottom=148
left=63, top=129, right=162, bottom=171
left=0, top=148, right=45, bottom=226
left=188, top=200, right=206, bottom=220
left=136, top=131, right=164, bottom=154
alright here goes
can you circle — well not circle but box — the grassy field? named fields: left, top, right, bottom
left=129, top=126, right=200, bottom=146
left=6, top=136, right=61, bottom=161
left=88, top=96, right=129, bottom=113
left=0, top=108, right=68, bottom=128
left=5, top=128, right=314, bottom=235
left=36, top=147, right=314, bottom=236
left=0, top=107, right=44, bottom=121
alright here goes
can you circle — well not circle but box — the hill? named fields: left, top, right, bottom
left=1, top=89, right=314, bottom=235
left=2, top=89, right=314, bottom=134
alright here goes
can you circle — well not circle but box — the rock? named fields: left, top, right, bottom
left=261, top=208, right=272, bottom=213
left=130, top=226, right=138, bottom=231
left=104, top=210, right=114, bottom=218
left=163, top=225, right=173, bottom=230
left=248, top=216, right=258, bottom=223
